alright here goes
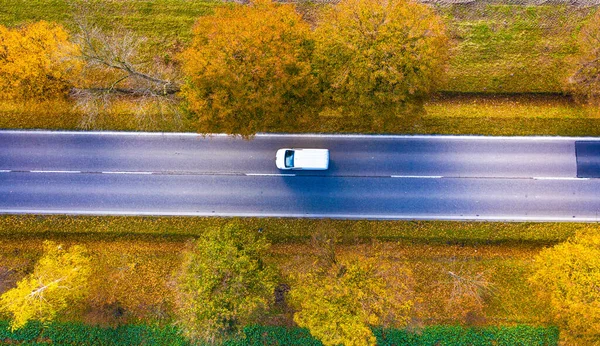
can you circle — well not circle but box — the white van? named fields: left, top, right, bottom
left=276, top=149, right=329, bottom=170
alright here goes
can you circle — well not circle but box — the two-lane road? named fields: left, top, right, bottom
left=1, top=131, right=599, bottom=221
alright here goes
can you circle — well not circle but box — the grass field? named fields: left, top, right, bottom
left=439, top=4, right=594, bottom=93
left=0, top=0, right=217, bottom=41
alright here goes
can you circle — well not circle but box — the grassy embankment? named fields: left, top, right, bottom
left=0, top=1, right=599, bottom=135
left=0, top=215, right=595, bottom=328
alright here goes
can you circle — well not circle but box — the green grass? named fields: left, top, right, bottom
left=439, top=4, right=596, bottom=93
left=0, top=0, right=72, bottom=25
left=0, top=0, right=218, bottom=42
left=0, top=321, right=560, bottom=345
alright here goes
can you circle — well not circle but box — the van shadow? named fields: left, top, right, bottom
left=277, top=160, right=357, bottom=217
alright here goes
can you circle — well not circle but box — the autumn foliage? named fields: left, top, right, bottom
left=313, top=0, right=449, bottom=128
left=529, top=233, right=600, bottom=343
left=174, top=223, right=278, bottom=344
left=0, top=1, right=450, bottom=135
left=289, top=252, right=414, bottom=346
left=180, top=0, right=316, bottom=136
left=0, top=241, right=91, bottom=331
left=179, top=0, right=449, bottom=135
left=0, top=21, right=80, bottom=100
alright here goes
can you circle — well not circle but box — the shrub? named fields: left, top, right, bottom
left=567, top=10, right=600, bottom=104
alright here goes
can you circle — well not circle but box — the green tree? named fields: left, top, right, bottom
left=529, top=233, right=600, bottom=343
left=567, top=10, right=600, bottom=104
left=180, top=0, right=316, bottom=136
left=175, top=223, right=278, bottom=344
left=313, top=0, right=449, bottom=130
left=289, top=254, right=414, bottom=346
left=0, top=21, right=81, bottom=100
left=0, top=241, right=91, bottom=331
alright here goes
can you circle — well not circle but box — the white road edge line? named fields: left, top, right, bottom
left=0, top=170, right=11, bottom=173
left=0, top=210, right=597, bottom=222
left=533, top=177, right=590, bottom=181
left=2, top=129, right=600, bottom=141
left=391, top=175, right=443, bottom=179
left=246, top=173, right=296, bottom=177
left=30, top=170, right=81, bottom=174
left=101, top=171, right=153, bottom=175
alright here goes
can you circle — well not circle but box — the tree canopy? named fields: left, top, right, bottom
left=0, top=21, right=80, bottom=100
left=290, top=254, right=414, bottom=346
left=529, top=233, right=600, bottom=343
left=180, top=0, right=317, bottom=136
left=313, top=0, right=449, bottom=129
left=0, top=241, right=91, bottom=331
left=175, top=223, right=278, bottom=344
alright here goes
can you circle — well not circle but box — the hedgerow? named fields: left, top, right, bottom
left=0, top=322, right=559, bottom=345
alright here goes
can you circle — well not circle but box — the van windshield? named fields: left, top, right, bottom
left=284, top=150, right=294, bottom=168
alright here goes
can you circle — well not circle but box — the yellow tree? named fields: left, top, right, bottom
left=0, top=21, right=80, bottom=100
left=179, top=0, right=316, bottom=136
left=0, top=241, right=91, bottom=331
left=289, top=255, right=414, bottom=346
left=529, top=233, right=600, bottom=343
left=313, top=0, right=449, bottom=130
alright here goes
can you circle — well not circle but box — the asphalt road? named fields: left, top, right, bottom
left=1, top=130, right=599, bottom=221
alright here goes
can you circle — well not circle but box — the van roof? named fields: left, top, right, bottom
left=293, top=149, right=329, bottom=170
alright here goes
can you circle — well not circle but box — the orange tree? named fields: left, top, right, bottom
left=0, top=21, right=80, bottom=100
left=313, top=0, right=449, bottom=130
left=180, top=0, right=316, bottom=136
left=529, top=233, right=600, bottom=343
